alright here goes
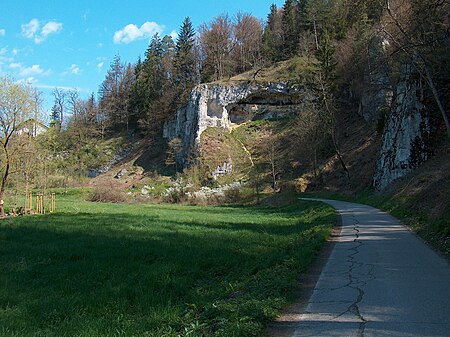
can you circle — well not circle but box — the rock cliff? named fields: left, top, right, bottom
left=163, top=61, right=433, bottom=191
left=359, top=36, right=393, bottom=122
left=163, top=81, right=298, bottom=164
left=373, top=64, right=431, bottom=190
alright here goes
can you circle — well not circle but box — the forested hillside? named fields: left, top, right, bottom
left=1, top=0, right=448, bottom=214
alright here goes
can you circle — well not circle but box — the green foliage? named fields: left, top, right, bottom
left=0, top=195, right=334, bottom=336
left=174, top=17, right=197, bottom=107
left=262, top=4, right=282, bottom=62
left=316, top=29, right=337, bottom=81
left=200, top=127, right=253, bottom=184
left=37, top=128, right=123, bottom=184
left=282, top=0, right=300, bottom=58
left=133, top=33, right=178, bottom=137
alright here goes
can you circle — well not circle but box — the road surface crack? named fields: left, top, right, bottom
left=334, top=213, right=369, bottom=337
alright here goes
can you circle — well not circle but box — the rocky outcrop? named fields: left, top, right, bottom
left=212, top=159, right=233, bottom=180
left=373, top=64, right=431, bottom=190
left=359, top=36, right=393, bottom=122
left=163, top=82, right=298, bottom=164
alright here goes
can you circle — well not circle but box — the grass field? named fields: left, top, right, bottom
left=0, top=191, right=334, bottom=336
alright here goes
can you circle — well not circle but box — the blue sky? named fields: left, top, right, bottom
left=0, top=0, right=284, bottom=115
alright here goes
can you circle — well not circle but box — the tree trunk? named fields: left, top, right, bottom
left=271, top=159, right=277, bottom=190
left=423, top=63, right=450, bottom=140
left=0, top=155, right=10, bottom=218
left=0, top=191, right=4, bottom=218
left=313, top=20, right=319, bottom=50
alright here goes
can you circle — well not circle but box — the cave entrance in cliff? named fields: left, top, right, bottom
left=207, top=98, right=224, bottom=118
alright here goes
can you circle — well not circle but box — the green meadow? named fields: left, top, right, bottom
left=0, top=191, right=334, bottom=336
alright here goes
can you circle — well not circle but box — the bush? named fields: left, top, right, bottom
left=223, top=184, right=242, bottom=204
left=187, top=182, right=243, bottom=206
left=162, top=176, right=190, bottom=204
left=88, top=184, right=128, bottom=204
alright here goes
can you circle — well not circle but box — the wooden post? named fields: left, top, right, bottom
left=50, top=193, right=56, bottom=213
left=36, top=194, right=44, bottom=214
left=29, top=192, right=33, bottom=213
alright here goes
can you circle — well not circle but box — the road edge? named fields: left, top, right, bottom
left=264, top=206, right=342, bottom=337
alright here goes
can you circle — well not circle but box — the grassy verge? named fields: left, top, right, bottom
left=301, top=190, right=450, bottom=258
left=0, top=194, right=334, bottom=336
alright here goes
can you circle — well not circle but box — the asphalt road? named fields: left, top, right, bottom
left=292, top=198, right=450, bottom=337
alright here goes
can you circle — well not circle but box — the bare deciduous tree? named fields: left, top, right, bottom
left=52, top=87, right=67, bottom=128
left=234, top=13, right=263, bottom=73
left=0, top=76, right=40, bottom=216
left=199, top=14, right=235, bottom=81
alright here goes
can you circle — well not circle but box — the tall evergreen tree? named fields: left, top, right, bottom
left=282, top=0, right=299, bottom=58
left=138, top=33, right=178, bottom=137
left=50, top=104, right=61, bottom=129
left=98, top=55, right=124, bottom=131
left=316, top=29, right=337, bottom=81
left=174, top=17, right=197, bottom=106
left=129, top=57, right=145, bottom=130
left=263, top=4, right=283, bottom=62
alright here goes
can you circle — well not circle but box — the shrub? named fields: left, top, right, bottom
left=162, top=176, right=190, bottom=204
left=223, top=184, right=242, bottom=204
left=88, top=184, right=128, bottom=204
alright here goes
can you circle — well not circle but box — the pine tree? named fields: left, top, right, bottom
left=137, top=33, right=178, bottom=137
left=98, top=54, right=124, bottom=131
left=85, top=93, right=97, bottom=126
left=316, top=29, right=337, bottom=81
left=50, top=103, right=61, bottom=129
left=282, top=0, right=299, bottom=58
left=263, top=4, right=282, bottom=62
left=174, top=17, right=197, bottom=106
left=129, top=57, right=145, bottom=130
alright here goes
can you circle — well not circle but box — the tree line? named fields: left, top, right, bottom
left=46, top=0, right=448, bottom=142
left=50, top=0, right=382, bottom=139
left=1, top=0, right=448, bottom=215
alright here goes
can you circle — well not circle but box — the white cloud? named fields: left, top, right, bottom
left=21, top=19, right=63, bottom=43
left=20, top=64, right=44, bottom=76
left=21, top=19, right=40, bottom=38
left=12, top=49, right=18, bottom=55
left=9, top=62, right=50, bottom=77
left=97, top=62, right=104, bottom=72
left=0, top=48, right=7, bottom=55
left=170, top=30, right=178, bottom=40
left=34, top=83, right=90, bottom=93
left=41, top=21, right=63, bottom=37
left=70, top=64, right=80, bottom=75
left=9, top=62, right=22, bottom=69
left=0, top=29, right=5, bottom=37
left=113, top=21, right=164, bottom=44
left=17, top=77, right=38, bottom=85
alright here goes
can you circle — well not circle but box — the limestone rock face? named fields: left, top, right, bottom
left=359, top=37, right=393, bottom=122
left=373, top=64, right=431, bottom=190
left=163, top=82, right=294, bottom=164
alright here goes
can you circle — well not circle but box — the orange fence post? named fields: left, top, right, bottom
left=50, top=193, right=56, bottom=213
left=29, top=192, right=33, bottom=213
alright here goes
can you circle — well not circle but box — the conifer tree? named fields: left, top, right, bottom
left=316, top=29, right=337, bottom=81
left=263, top=4, right=283, bottom=62
left=50, top=104, right=61, bottom=129
left=175, top=17, right=197, bottom=106
left=282, top=0, right=299, bottom=58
